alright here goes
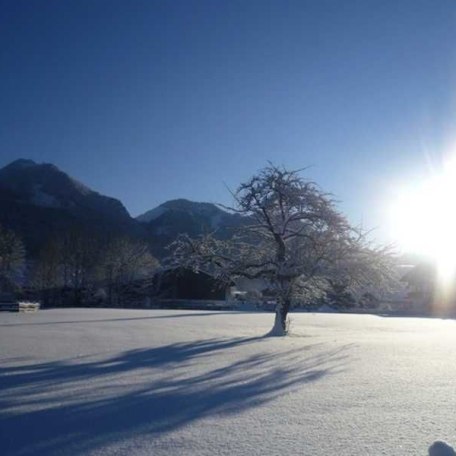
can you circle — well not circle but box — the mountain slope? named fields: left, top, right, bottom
left=137, top=199, right=246, bottom=256
left=0, top=159, right=140, bottom=253
left=0, top=159, right=131, bottom=221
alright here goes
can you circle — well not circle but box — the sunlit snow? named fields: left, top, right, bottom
left=1, top=309, right=455, bottom=455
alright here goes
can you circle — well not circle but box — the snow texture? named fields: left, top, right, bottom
left=1, top=309, right=455, bottom=456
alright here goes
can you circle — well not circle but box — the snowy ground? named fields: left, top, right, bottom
left=1, top=309, right=455, bottom=455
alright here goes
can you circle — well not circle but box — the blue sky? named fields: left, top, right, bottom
left=1, top=0, right=455, bottom=242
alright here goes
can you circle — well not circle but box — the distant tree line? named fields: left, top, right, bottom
left=0, top=224, right=25, bottom=293
left=31, top=228, right=159, bottom=306
left=0, top=224, right=159, bottom=307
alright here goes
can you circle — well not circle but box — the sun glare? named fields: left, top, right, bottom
left=391, top=157, right=456, bottom=285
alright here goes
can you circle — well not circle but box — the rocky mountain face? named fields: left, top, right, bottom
left=0, top=160, right=245, bottom=258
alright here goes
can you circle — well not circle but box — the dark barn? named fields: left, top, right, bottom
left=155, top=268, right=228, bottom=300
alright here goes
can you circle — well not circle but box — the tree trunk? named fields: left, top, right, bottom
left=269, top=298, right=290, bottom=336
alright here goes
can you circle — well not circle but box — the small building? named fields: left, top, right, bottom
left=154, top=268, right=230, bottom=301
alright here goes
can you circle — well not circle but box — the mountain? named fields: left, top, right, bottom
left=0, top=159, right=140, bottom=253
left=137, top=199, right=246, bottom=257
left=0, top=159, right=131, bottom=221
left=0, top=159, right=247, bottom=259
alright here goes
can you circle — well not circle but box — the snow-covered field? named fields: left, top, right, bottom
left=1, top=309, right=455, bottom=455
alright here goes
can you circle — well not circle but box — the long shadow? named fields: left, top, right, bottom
left=0, top=312, right=241, bottom=327
left=0, top=337, right=351, bottom=456
left=0, top=337, right=265, bottom=391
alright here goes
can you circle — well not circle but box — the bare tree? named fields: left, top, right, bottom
left=171, top=164, right=395, bottom=336
left=58, top=228, right=103, bottom=304
left=100, top=237, right=159, bottom=306
left=32, top=239, right=64, bottom=305
left=32, top=228, right=103, bottom=306
left=0, top=224, right=25, bottom=291
left=33, top=230, right=159, bottom=307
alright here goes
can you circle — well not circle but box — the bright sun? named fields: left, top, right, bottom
left=391, top=158, right=456, bottom=284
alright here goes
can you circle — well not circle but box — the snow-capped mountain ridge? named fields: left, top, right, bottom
left=137, top=198, right=243, bottom=234
left=136, top=199, right=246, bottom=257
left=137, top=198, right=234, bottom=227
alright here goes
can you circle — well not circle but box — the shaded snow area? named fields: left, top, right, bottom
left=1, top=309, right=456, bottom=455
left=30, top=184, right=61, bottom=208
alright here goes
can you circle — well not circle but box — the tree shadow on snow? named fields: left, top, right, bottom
left=0, top=337, right=351, bottom=456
